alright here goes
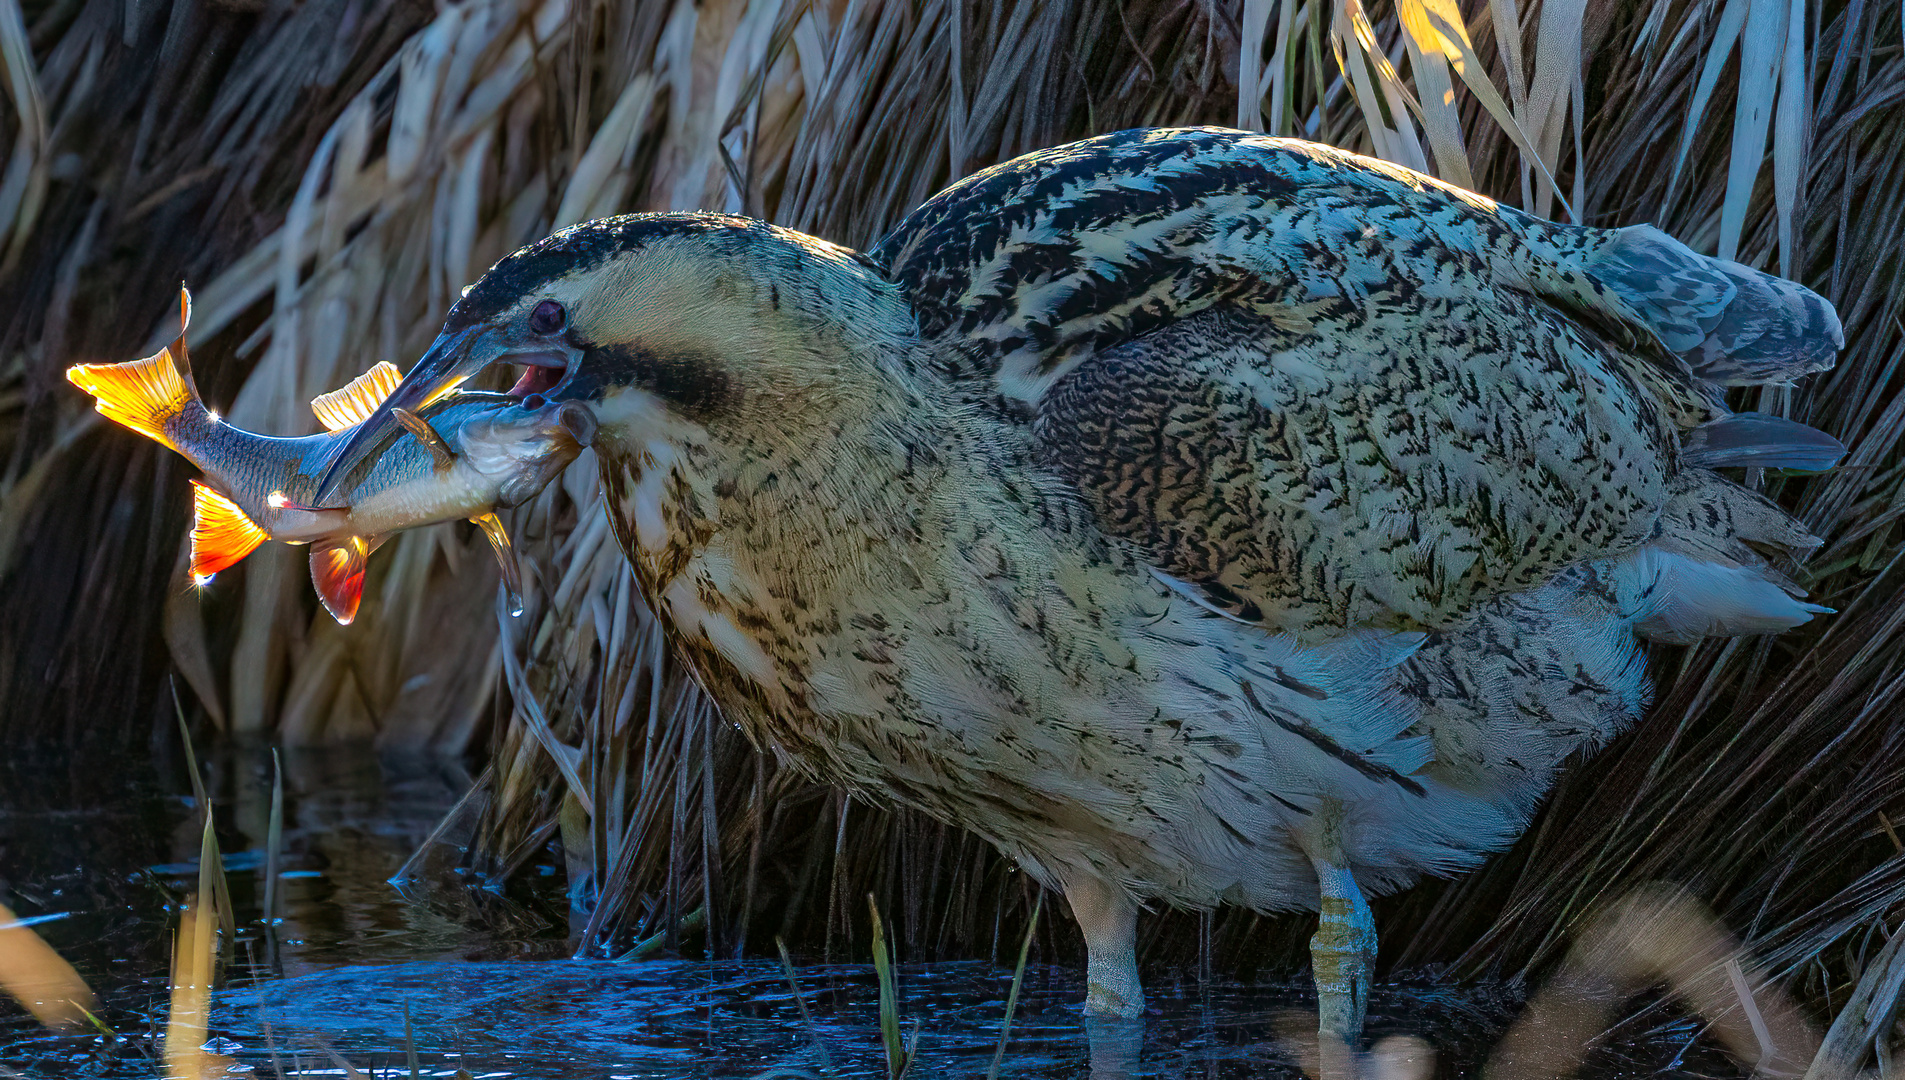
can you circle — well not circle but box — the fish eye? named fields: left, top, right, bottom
left=529, top=299, right=565, bottom=335
left=520, top=393, right=547, bottom=411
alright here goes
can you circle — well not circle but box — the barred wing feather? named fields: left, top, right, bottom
left=872, top=128, right=1844, bottom=637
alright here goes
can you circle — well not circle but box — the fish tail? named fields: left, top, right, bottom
left=190, top=479, right=269, bottom=581
left=65, top=346, right=198, bottom=450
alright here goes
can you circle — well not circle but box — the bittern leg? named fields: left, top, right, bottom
left=1308, top=850, right=1376, bottom=1075
left=1064, top=876, right=1143, bottom=1018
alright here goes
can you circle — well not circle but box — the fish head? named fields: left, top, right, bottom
left=446, top=392, right=599, bottom=509
left=314, top=290, right=580, bottom=503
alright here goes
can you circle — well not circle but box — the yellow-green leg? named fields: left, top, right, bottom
left=1065, top=875, right=1143, bottom=1018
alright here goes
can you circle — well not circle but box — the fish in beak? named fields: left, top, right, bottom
left=69, top=289, right=594, bottom=624
left=314, top=316, right=580, bottom=504
left=312, top=324, right=481, bottom=506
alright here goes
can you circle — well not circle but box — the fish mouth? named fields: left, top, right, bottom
left=554, top=401, right=597, bottom=446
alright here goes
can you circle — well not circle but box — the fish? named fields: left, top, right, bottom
left=65, top=288, right=596, bottom=624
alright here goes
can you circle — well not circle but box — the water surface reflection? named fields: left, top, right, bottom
left=0, top=746, right=1741, bottom=1078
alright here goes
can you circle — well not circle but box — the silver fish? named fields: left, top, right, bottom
left=67, top=289, right=594, bottom=623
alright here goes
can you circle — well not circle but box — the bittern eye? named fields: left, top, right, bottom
left=529, top=300, right=565, bottom=335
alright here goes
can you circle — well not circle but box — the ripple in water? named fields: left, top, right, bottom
left=0, top=746, right=1743, bottom=1078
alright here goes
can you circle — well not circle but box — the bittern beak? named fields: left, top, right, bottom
left=313, top=323, right=576, bottom=504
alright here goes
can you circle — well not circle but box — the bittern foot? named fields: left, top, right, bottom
left=1083, top=971, right=1144, bottom=1018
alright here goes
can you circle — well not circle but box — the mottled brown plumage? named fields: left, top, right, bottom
left=872, top=129, right=1837, bottom=636
left=345, top=128, right=1844, bottom=1039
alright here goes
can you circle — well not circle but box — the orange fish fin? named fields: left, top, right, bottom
left=311, top=362, right=403, bottom=432
left=190, top=480, right=269, bottom=580
left=169, top=285, right=202, bottom=400
left=309, top=536, right=369, bottom=625
left=66, top=349, right=192, bottom=449
left=393, top=407, right=457, bottom=470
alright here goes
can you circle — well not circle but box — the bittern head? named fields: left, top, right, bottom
left=314, top=213, right=913, bottom=507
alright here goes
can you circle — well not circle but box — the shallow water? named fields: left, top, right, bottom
left=0, top=746, right=1745, bottom=1078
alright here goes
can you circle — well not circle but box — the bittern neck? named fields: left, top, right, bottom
left=594, top=346, right=966, bottom=585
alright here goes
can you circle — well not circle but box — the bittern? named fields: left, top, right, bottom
left=320, top=129, right=1842, bottom=1054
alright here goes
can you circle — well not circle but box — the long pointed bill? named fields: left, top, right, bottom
left=312, top=325, right=482, bottom=505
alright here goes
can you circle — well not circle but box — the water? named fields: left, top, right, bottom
left=0, top=746, right=1746, bottom=1078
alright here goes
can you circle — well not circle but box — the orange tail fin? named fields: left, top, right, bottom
left=190, top=481, right=269, bottom=580
left=309, top=536, right=369, bottom=625
left=66, top=348, right=193, bottom=450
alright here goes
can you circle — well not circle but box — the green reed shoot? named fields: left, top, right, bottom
left=171, top=680, right=234, bottom=950
left=263, top=748, right=284, bottom=930
left=867, top=895, right=917, bottom=1080
left=776, top=936, right=834, bottom=1074
left=987, top=891, right=1042, bottom=1080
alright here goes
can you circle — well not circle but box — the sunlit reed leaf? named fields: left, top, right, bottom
left=1770, top=0, right=1808, bottom=277
left=1240, top=0, right=1274, bottom=130
left=555, top=74, right=659, bottom=231
left=1269, top=0, right=1303, bottom=136
left=194, top=810, right=219, bottom=968
left=1331, top=0, right=1404, bottom=162
left=163, top=890, right=212, bottom=1080
left=1672, top=0, right=1751, bottom=197
left=166, top=849, right=237, bottom=1080
left=0, top=901, right=96, bottom=1030
left=1718, top=0, right=1792, bottom=262
left=1394, top=0, right=1473, bottom=187
left=1523, top=0, right=1586, bottom=221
